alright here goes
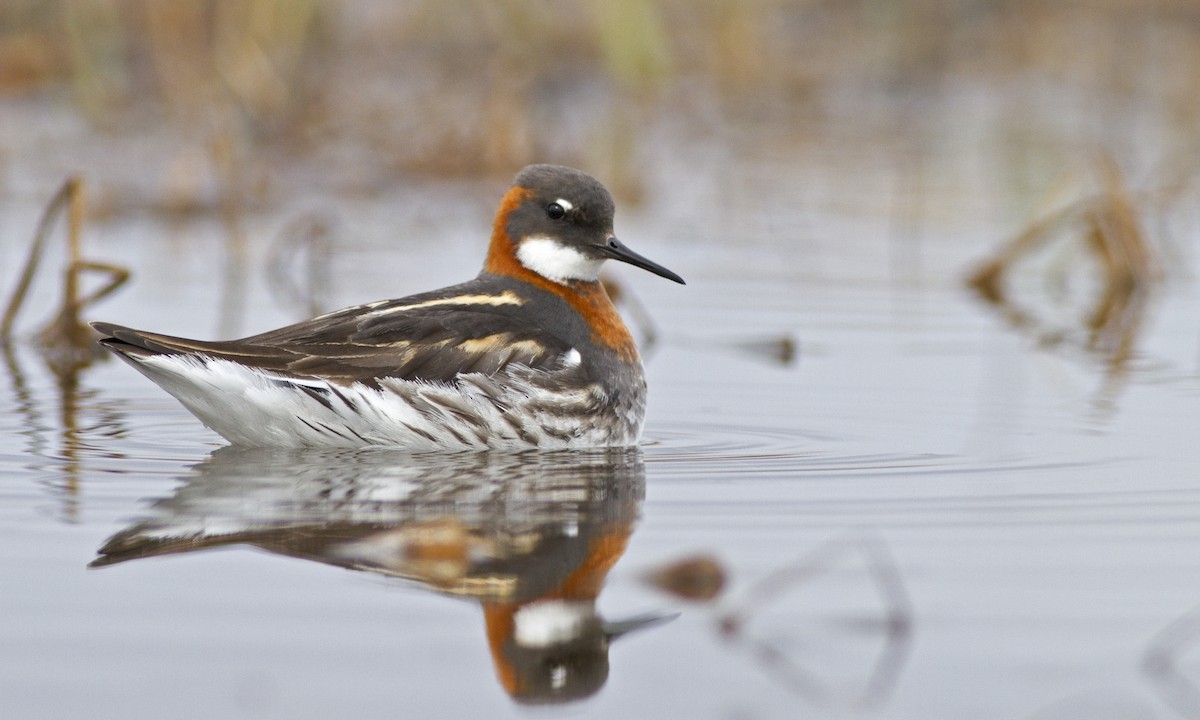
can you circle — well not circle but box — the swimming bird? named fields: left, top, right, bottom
left=92, top=164, right=685, bottom=449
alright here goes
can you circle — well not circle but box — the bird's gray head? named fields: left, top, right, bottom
left=487, top=164, right=685, bottom=286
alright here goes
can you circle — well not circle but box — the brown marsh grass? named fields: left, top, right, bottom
left=3, top=1, right=1199, bottom=199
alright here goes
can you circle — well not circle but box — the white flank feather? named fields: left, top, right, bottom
left=121, top=353, right=639, bottom=450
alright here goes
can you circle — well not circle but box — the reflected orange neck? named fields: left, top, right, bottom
left=480, top=527, right=633, bottom=696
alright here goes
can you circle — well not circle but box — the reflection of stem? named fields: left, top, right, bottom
left=1144, top=604, right=1200, bottom=718
left=858, top=537, right=914, bottom=707
left=57, top=363, right=82, bottom=524
left=717, top=533, right=914, bottom=708
left=1, top=341, right=48, bottom=460
left=1086, top=280, right=1154, bottom=424
left=2, top=339, right=83, bottom=522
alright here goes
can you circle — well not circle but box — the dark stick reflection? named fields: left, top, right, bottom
left=2, top=340, right=124, bottom=523
left=715, top=534, right=914, bottom=709
left=1144, top=604, right=1200, bottom=717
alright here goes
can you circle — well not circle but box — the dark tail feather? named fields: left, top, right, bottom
left=90, top=321, right=166, bottom=359
left=90, top=322, right=294, bottom=365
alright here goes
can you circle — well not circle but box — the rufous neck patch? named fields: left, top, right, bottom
left=484, top=186, right=533, bottom=280
left=566, top=282, right=638, bottom=362
left=483, top=604, right=521, bottom=695
left=484, top=186, right=638, bottom=362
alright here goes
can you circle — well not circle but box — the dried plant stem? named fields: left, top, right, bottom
left=2, top=177, right=131, bottom=372
left=69, top=262, right=130, bottom=310
left=60, top=177, right=87, bottom=347
left=966, top=199, right=1086, bottom=304
left=1, top=177, right=80, bottom=341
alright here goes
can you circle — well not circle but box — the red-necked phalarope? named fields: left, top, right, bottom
left=93, top=164, right=685, bottom=449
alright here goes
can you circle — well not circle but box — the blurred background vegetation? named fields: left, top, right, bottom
left=0, top=0, right=1197, bottom=226
left=0, top=0, right=1196, bottom=412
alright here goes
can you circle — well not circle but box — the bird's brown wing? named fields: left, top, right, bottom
left=92, top=302, right=572, bottom=386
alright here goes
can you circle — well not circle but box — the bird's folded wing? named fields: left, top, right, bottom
left=93, top=304, right=572, bottom=386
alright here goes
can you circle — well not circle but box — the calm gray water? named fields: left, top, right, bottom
left=3, top=169, right=1200, bottom=720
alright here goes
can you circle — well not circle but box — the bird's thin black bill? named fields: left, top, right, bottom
left=603, top=611, right=681, bottom=641
left=601, top=238, right=686, bottom=285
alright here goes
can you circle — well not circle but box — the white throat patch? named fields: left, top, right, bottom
left=513, top=600, right=592, bottom=647
left=516, top=235, right=603, bottom=284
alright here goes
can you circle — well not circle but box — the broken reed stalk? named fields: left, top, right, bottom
left=38, top=258, right=131, bottom=367
left=966, top=154, right=1159, bottom=361
left=1, top=177, right=79, bottom=341
left=65, top=262, right=131, bottom=312
left=66, top=177, right=84, bottom=322
left=1090, top=153, right=1162, bottom=292
left=966, top=199, right=1086, bottom=304
left=1, top=177, right=131, bottom=366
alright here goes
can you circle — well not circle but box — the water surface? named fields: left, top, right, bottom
left=3, top=165, right=1200, bottom=720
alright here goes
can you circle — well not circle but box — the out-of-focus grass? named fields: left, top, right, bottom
left=2, top=1, right=1199, bottom=207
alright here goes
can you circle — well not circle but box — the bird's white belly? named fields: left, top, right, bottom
left=128, top=354, right=645, bottom=450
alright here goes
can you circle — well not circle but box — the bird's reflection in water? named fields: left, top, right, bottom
left=92, top=446, right=668, bottom=704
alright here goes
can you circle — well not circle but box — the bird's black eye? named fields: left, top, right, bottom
left=546, top=202, right=566, bottom=220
